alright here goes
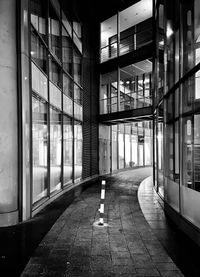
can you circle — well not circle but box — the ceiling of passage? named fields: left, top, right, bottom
left=120, top=59, right=152, bottom=80
left=101, top=0, right=152, bottom=39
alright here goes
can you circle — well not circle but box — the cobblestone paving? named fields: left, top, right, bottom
left=21, top=168, right=184, bottom=277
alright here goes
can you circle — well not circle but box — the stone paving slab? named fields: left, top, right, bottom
left=20, top=168, right=184, bottom=277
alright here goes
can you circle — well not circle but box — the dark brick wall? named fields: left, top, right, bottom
left=82, top=23, right=99, bottom=179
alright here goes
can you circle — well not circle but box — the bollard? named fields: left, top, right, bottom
left=98, top=180, right=106, bottom=226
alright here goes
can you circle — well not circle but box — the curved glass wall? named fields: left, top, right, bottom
left=30, top=0, right=83, bottom=206
left=32, top=96, right=48, bottom=203
left=154, top=0, right=200, bottom=230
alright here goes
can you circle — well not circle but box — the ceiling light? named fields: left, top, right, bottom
left=166, top=24, right=173, bottom=38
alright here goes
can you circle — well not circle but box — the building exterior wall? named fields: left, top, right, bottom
left=0, top=0, right=19, bottom=225
left=154, top=0, right=200, bottom=242
left=0, top=0, right=99, bottom=226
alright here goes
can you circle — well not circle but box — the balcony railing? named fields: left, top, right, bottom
left=100, top=94, right=152, bottom=114
left=100, top=23, right=152, bottom=63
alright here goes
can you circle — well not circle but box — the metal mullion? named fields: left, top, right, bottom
left=117, top=12, right=120, bottom=57
left=46, top=0, right=51, bottom=198
left=117, top=125, right=119, bottom=170
left=110, top=126, right=112, bottom=173
left=124, top=125, right=125, bottom=169
left=117, top=67, right=120, bottom=112
left=27, top=0, right=34, bottom=216
left=143, top=123, right=145, bottom=166
left=72, top=34, right=75, bottom=183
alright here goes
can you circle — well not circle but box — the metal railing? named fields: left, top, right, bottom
left=100, top=24, right=152, bottom=63
left=100, top=94, right=152, bottom=114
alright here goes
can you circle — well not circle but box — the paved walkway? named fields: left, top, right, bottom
left=21, top=168, right=184, bottom=277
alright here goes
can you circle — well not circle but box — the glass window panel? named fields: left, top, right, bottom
left=63, top=94, right=73, bottom=116
left=182, top=117, right=193, bottom=188
left=63, top=115, right=73, bottom=184
left=112, top=128, right=117, bottom=170
left=175, top=121, right=180, bottom=183
left=62, top=27, right=73, bottom=75
left=157, top=120, right=164, bottom=196
left=125, top=134, right=131, bottom=167
left=49, top=3, right=61, bottom=59
left=131, top=135, right=138, bottom=166
left=30, top=0, right=47, bottom=41
left=31, top=62, right=48, bottom=100
left=62, top=11, right=72, bottom=37
left=73, top=21, right=82, bottom=40
left=118, top=133, right=124, bottom=169
left=49, top=57, right=61, bottom=88
left=50, top=107, right=62, bottom=193
left=63, top=73, right=73, bottom=98
left=74, top=84, right=82, bottom=105
left=165, top=124, right=174, bottom=181
left=100, top=71, right=118, bottom=114
left=145, top=135, right=152, bottom=165
left=74, top=102, right=83, bottom=121
left=49, top=82, right=62, bottom=110
left=195, top=0, right=200, bottom=65
left=73, top=32, right=83, bottom=53
left=31, top=29, right=47, bottom=73
left=50, top=0, right=60, bottom=17
left=32, top=96, right=48, bottom=204
left=74, top=49, right=82, bottom=85
left=195, top=70, right=200, bottom=99
left=194, top=114, right=200, bottom=191
left=74, top=121, right=82, bottom=180
left=101, top=15, right=117, bottom=62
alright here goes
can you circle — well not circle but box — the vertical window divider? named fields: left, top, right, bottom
left=117, top=11, right=120, bottom=58
left=60, top=9, right=64, bottom=190
left=72, top=43, right=75, bottom=183
left=27, top=0, right=33, bottom=219
left=47, top=0, right=51, bottom=198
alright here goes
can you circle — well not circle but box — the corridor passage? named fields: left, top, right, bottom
left=21, top=168, right=184, bottom=277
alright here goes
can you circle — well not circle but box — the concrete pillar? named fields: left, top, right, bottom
left=0, top=0, right=18, bottom=225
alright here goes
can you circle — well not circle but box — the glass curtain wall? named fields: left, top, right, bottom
left=100, top=60, right=152, bottom=115
left=100, top=0, right=153, bottom=62
left=99, top=122, right=153, bottom=175
left=74, top=121, right=82, bottom=180
left=30, top=0, right=83, bottom=207
left=32, top=96, right=48, bottom=203
left=100, top=71, right=118, bottom=114
left=154, top=0, right=200, bottom=228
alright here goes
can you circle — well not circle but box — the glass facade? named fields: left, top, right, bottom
left=100, top=60, right=152, bottom=114
left=30, top=0, right=83, bottom=206
left=32, top=96, right=48, bottom=203
left=154, top=0, right=200, bottom=229
left=100, top=0, right=153, bottom=62
left=99, top=122, right=153, bottom=175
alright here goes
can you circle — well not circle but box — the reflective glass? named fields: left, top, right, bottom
left=49, top=57, right=61, bottom=88
left=30, top=0, right=47, bottom=41
left=74, top=121, right=82, bottom=180
left=32, top=96, right=48, bottom=203
left=62, top=27, right=73, bottom=75
left=74, top=49, right=82, bottom=85
left=31, top=29, right=47, bottom=73
left=63, top=116, right=73, bottom=184
left=50, top=107, right=61, bottom=193
left=63, top=73, right=73, bottom=98
left=49, top=3, right=61, bottom=59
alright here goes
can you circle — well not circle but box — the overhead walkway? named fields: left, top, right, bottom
left=20, top=167, right=188, bottom=277
left=99, top=106, right=153, bottom=125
